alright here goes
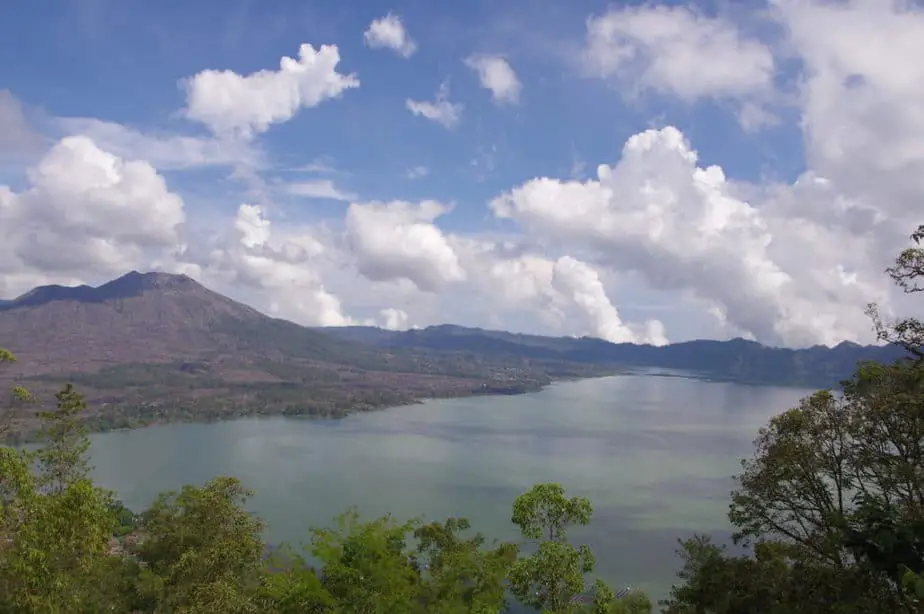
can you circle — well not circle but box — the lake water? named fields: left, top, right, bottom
left=86, top=371, right=813, bottom=602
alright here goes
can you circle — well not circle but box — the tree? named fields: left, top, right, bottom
left=0, top=348, right=32, bottom=439
left=511, top=483, right=593, bottom=544
left=661, top=535, right=892, bottom=614
left=666, top=225, right=924, bottom=614
left=413, top=516, right=517, bottom=613
left=867, top=223, right=924, bottom=359
left=132, top=476, right=266, bottom=613
left=0, top=382, right=128, bottom=612
left=35, top=383, right=92, bottom=494
left=309, top=508, right=421, bottom=613
left=508, top=482, right=612, bottom=613
left=253, top=543, right=335, bottom=614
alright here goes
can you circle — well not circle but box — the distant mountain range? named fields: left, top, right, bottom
left=317, top=324, right=907, bottom=387
left=0, top=271, right=909, bottom=440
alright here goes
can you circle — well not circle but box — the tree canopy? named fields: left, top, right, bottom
left=663, top=224, right=924, bottom=614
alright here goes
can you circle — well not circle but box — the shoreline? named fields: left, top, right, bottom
left=3, top=372, right=602, bottom=445
left=2, top=367, right=824, bottom=445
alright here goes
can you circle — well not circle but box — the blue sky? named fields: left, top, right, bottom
left=0, top=0, right=919, bottom=347
left=1, top=0, right=801, bottom=216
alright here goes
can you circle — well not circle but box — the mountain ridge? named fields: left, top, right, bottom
left=0, top=273, right=888, bottom=354
left=0, top=271, right=911, bottom=441
left=314, top=323, right=907, bottom=387
left=0, top=272, right=612, bottom=441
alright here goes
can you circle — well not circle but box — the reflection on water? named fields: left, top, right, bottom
left=87, top=373, right=813, bottom=602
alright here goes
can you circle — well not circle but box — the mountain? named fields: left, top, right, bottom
left=317, top=324, right=909, bottom=387
left=0, top=272, right=609, bottom=441
left=0, top=271, right=909, bottom=441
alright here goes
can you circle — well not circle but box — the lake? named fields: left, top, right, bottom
left=86, top=371, right=814, bottom=602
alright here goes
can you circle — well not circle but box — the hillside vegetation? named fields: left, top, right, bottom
left=0, top=272, right=616, bottom=441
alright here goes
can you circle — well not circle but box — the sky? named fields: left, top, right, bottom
left=0, top=0, right=921, bottom=348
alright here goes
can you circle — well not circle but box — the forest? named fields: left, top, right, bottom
left=0, top=225, right=922, bottom=613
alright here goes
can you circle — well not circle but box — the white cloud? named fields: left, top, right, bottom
left=7, top=0, right=924, bottom=349
left=285, top=157, right=339, bottom=174
left=406, top=165, right=429, bottom=179
left=491, top=125, right=891, bottom=347
left=464, top=55, right=522, bottom=105
left=551, top=256, right=667, bottom=345
left=57, top=117, right=262, bottom=171
left=446, top=238, right=667, bottom=344
left=583, top=4, right=776, bottom=123
left=363, top=13, right=417, bottom=58
left=344, top=200, right=466, bottom=291
left=0, top=136, right=185, bottom=281
left=406, top=83, right=463, bottom=129
left=771, top=0, right=924, bottom=226
left=380, top=307, right=409, bottom=330
left=199, top=204, right=354, bottom=326
left=182, top=43, right=359, bottom=138
left=284, top=179, right=356, bottom=201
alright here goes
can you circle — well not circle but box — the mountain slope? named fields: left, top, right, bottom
left=0, top=272, right=605, bottom=441
left=318, top=324, right=909, bottom=387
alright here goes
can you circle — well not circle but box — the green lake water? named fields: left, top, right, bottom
left=86, top=370, right=813, bottom=602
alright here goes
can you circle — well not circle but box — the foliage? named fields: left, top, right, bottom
left=35, top=383, right=92, bottom=494
left=130, top=476, right=266, bottom=613
left=664, top=224, right=924, bottom=614
left=0, top=377, right=127, bottom=613
left=507, top=483, right=632, bottom=614
left=869, top=223, right=924, bottom=359
left=413, top=516, right=518, bottom=613
left=0, top=348, right=32, bottom=438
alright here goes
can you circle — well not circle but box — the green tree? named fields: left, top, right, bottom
left=309, top=508, right=421, bottom=613
left=0, top=348, right=32, bottom=439
left=132, top=476, right=266, bottom=613
left=0, top=382, right=129, bottom=612
left=508, top=483, right=611, bottom=613
left=413, top=516, right=518, bottom=613
left=254, top=543, right=335, bottom=613
left=868, top=223, right=924, bottom=359
left=665, top=225, right=924, bottom=614
left=35, top=383, right=92, bottom=494
left=661, top=535, right=892, bottom=614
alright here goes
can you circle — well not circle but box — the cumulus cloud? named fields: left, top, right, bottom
left=201, top=204, right=354, bottom=326
left=0, top=136, right=185, bottom=283
left=0, top=135, right=360, bottom=328
left=446, top=242, right=669, bottom=344
left=772, top=0, right=924, bottom=224
left=491, top=126, right=891, bottom=347
left=583, top=4, right=776, bottom=125
left=363, top=13, right=417, bottom=58
left=551, top=256, right=667, bottom=345
left=380, top=307, right=410, bottom=330
left=182, top=43, right=359, bottom=138
left=7, top=0, right=924, bottom=348
left=345, top=200, right=466, bottom=291
left=464, top=55, right=522, bottom=105
left=406, top=83, right=463, bottom=129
